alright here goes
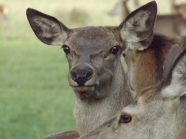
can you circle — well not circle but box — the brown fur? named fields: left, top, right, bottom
left=125, top=33, right=186, bottom=95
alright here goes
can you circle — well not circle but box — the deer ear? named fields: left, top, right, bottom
left=163, top=45, right=182, bottom=80
left=162, top=47, right=186, bottom=99
left=119, top=1, right=157, bottom=50
left=26, top=8, right=69, bottom=46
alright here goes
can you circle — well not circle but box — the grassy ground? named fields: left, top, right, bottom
left=0, top=0, right=185, bottom=138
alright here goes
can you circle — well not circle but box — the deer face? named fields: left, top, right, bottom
left=62, top=27, right=123, bottom=98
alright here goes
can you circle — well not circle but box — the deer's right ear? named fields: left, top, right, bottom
left=119, top=1, right=157, bottom=50
left=26, top=8, right=69, bottom=46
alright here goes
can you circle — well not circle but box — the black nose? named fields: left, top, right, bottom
left=70, top=69, right=93, bottom=86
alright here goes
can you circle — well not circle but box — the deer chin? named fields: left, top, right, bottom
left=72, top=85, right=97, bottom=98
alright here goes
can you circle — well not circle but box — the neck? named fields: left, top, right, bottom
left=74, top=61, right=132, bottom=136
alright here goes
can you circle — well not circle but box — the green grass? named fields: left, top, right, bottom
left=0, top=40, right=76, bottom=138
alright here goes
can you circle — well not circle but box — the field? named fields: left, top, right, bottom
left=0, top=0, right=185, bottom=139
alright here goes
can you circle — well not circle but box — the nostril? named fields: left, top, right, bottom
left=85, top=70, right=93, bottom=79
left=70, top=69, right=93, bottom=86
left=71, top=70, right=77, bottom=79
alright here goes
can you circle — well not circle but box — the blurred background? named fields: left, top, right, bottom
left=0, top=0, right=185, bottom=138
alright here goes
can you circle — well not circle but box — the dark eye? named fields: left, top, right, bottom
left=62, top=45, right=70, bottom=54
left=110, top=45, right=121, bottom=55
left=119, top=114, right=132, bottom=124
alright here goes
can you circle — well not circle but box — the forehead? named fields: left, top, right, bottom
left=67, top=26, right=118, bottom=51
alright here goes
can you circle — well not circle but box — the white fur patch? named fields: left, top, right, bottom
left=127, top=42, right=148, bottom=51
left=162, top=84, right=184, bottom=100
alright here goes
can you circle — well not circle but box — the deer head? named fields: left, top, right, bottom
left=26, top=1, right=157, bottom=101
left=80, top=46, right=186, bottom=139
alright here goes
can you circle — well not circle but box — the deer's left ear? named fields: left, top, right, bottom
left=119, top=1, right=157, bottom=50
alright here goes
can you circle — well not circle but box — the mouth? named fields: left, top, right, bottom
left=72, top=85, right=97, bottom=97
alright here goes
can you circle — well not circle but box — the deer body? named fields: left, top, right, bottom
left=26, top=9, right=133, bottom=136
left=155, top=14, right=186, bottom=36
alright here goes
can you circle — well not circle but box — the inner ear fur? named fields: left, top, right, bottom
left=119, top=1, right=157, bottom=51
left=163, top=47, right=186, bottom=88
left=26, top=8, right=70, bottom=46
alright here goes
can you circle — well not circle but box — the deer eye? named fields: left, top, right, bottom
left=119, top=114, right=132, bottom=124
left=62, top=45, right=70, bottom=54
left=110, top=45, right=121, bottom=55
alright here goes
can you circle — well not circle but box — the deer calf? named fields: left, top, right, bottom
left=80, top=45, right=186, bottom=139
